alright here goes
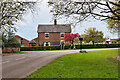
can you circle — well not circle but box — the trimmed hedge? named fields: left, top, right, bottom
left=21, top=45, right=60, bottom=51
left=76, top=44, right=120, bottom=49
left=20, top=44, right=119, bottom=51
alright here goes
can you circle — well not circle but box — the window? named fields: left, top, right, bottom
left=21, top=38, right=23, bottom=44
left=45, top=33, right=49, bottom=39
left=60, top=33, right=64, bottom=38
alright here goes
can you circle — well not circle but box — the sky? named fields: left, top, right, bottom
left=16, top=0, right=118, bottom=41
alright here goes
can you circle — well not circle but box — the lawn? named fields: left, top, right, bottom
left=26, top=49, right=118, bottom=78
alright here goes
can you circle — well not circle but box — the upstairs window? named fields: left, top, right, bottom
left=61, top=33, right=64, bottom=38
left=21, top=38, right=23, bottom=44
left=45, top=33, right=49, bottom=39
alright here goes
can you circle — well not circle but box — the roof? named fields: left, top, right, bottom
left=37, top=24, right=71, bottom=33
left=15, top=35, right=29, bottom=42
left=29, top=40, right=36, bottom=44
left=30, top=37, right=38, bottom=43
left=32, top=37, right=38, bottom=41
left=110, top=38, right=120, bottom=40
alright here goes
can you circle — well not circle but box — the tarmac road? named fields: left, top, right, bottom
left=2, top=48, right=117, bottom=78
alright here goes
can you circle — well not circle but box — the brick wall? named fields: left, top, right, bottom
left=2, top=47, right=20, bottom=53
left=22, top=39, right=29, bottom=47
left=33, top=38, right=38, bottom=46
left=15, top=36, right=29, bottom=47
left=38, top=32, right=70, bottom=46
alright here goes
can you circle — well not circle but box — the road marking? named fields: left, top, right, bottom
left=16, top=57, right=26, bottom=60
left=2, top=61, right=10, bottom=64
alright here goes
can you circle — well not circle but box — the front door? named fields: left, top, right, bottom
left=44, top=42, right=50, bottom=46
left=46, top=42, right=49, bottom=46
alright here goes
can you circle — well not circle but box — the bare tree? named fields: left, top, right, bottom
left=48, top=0, right=120, bottom=24
left=0, top=0, right=42, bottom=32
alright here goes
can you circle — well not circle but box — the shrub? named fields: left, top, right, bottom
left=20, top=45, right=61, bottom=51
left=76, top=44, right=119, bottom=49
left=20, top=44, right=119, bottom=51
left=111, top=40, right=117, bottom=44
left=4, top=37, right=21, bottom=48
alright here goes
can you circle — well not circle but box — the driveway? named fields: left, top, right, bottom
left=2, top=48, right=117, bottom=78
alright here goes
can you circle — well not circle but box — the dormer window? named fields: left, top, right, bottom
left=45, top=33, right=49, bottom=39
left=60, top=33, right=64, bottom=38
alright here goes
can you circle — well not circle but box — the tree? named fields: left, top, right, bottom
left=4, top=37, right=21, bottom=48
left=107, top=19, right=120, bottom=33
left=0, top=1, right=39, bottom=32
left=2, top=29, right=20, bottom=48
left=64, top=33, right=80, bottom=48
left=107, top=1, right=120, bottom=33
left=48, top=0, right=120, bottom=24
left=82, top=27, right=106, bottom=45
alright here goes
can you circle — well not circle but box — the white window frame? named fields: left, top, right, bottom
left=60, top=33, right=64, bottom=38
left=45, top=33, right=49, bottom=39
left=44, top=42, right=50, bottom=46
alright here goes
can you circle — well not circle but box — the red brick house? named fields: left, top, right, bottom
left=15, top=35, right=29, bottom=47
left=29, top=37, right=38, bottom=47
left=37, top=19, right=71, bottom=46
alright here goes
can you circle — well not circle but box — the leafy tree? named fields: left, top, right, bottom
left=48, top=0, right=120, bottom=24
left=64, top=33, right=80, bottom=48
left=4, top=37, right=21, bottom=48
left=2, top=29, right=20, bottom=48
left=107, top=1, right=120, bottom=33
left=82, top=27, right=106, bottom=45
left=107, top=19, right=120, bottom=33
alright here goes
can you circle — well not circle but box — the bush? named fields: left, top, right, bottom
left=20, top=44, right=119, bottom=51
left=75, top=44, right=119, bottom=49
left=111, top=40, right=117, bottom=44
left=64, top=45, right=71, bottom=49
left=4, top=37, right=21, bottom=48
left=21, top=45, right=61, bottom=51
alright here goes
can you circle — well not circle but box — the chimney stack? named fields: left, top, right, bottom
left=54, top=19, right=57, bottom=25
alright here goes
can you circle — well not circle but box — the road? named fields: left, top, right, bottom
left=2, top=48, right=117, bottom=78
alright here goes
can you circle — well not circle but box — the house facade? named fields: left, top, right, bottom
left=37, top=19, right=71, bottom=46
left=15, top=35, right=29, bottom=47
left=29, top=37, right=38, bottom=47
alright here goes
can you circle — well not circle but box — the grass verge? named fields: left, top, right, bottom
left=26, top=49, right=118, bottom=78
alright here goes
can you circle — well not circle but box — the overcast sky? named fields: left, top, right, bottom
left=16, top=0, right=118, bottom=41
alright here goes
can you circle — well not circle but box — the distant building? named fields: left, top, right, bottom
left=37, top=19, right=71, bottom=46
left=15, top=35, right=29, bottom=47
left=110, top=38, right=120, bottom=44
left=29, top=40, right=36, bottom=47
left=29, top=37, right=38, bottom=47
left=98, top=38, right=120, bottom=44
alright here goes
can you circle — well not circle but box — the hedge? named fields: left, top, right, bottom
left=20, top=44, right=119, bottom=51
left=21, top=45, right=61, bottom=51
left=75, top=44, right=120, bottom=49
